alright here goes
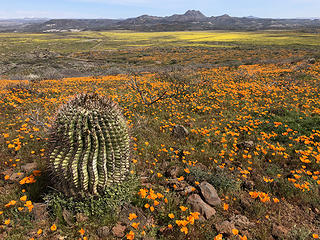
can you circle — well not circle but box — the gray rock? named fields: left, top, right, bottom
left=187, top=194, right=216, bottom=220
left=199, top=181, right=221, bottom=206
left=172, top=125, right=189, bottom=138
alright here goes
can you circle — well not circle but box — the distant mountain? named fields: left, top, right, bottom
left=0, top=18, right=48, bottom=30
left=1, top=10, right=320, bottom=32
left=246, top=16, right=260, bottom=19
left=31, top=19, right=121, bottom=32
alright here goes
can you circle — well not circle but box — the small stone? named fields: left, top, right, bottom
left=239, top=198, right=251, bottom=210
left=272, top=224, right=289, bottom=239
left=62, top=209, right=74, bottom=225
left=199, top=181, right=221, bottom=206
left=21, top=162, right=37, bottom=172
left=187, top=194, right=216, bottom=220
left=141, top=182, right=152, bottom=188
left=180, top=185, right=197, bottom=196
left=10, top=172, right=25, bottom=182
left=241, top=180, right=255, bottom=190
left=97, top=226, right=111, bottom=238
left=215, top=221, right=236, bottom=235
left=166, top=166, right=181, bottom=178
left=237, top=141, right=254, bottom=149
left=33, top=203, right=48, bottom=221
left=0, top=233, right=8, bottom=239
left=140, top=176, right=148, bottom=183
left=119, top=204, right=148, bottom=226
left=168, top=179, right=188, bottom=191
left=112, top=222, right=126, bottom=238
left=46, top=235, right=65, bottom=240
left=230, top=215, right=254, bottom=229
left=172, top=125, right=189, bottom=138
left=1, top=169, right=13, bottom=177
left=196, top=163, right=208, bottom=171
left=76, top=213, right=88, bottom=222
left=186, top=174, right=196, bottom=184
left=308, top=58, right=316, bottom=64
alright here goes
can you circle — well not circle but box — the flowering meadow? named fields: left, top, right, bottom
left=0, top=32, right=320, bottom=239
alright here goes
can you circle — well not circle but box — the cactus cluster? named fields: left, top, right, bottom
left=48, top=93, right=130, bottom=196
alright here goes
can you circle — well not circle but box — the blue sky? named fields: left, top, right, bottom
left=0, top=0, right=319, bottom=19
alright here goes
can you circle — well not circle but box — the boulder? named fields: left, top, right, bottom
left=199, top=181, right=221, bottom=206
left=187, top=194, right=216, bottom=220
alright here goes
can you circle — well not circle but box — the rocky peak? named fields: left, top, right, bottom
left=184, top=10, right=207, bottom=19
left=217, top=14, right=231, bottom=19
left=166, top=10, right=207, bottom=22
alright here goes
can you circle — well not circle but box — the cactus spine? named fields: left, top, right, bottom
left=48, top=93, right=130, bottom=196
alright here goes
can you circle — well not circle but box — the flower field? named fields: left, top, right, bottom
left=0, top=33, right=320, bottom=239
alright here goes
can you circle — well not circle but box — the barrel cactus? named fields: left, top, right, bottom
left=48, top=93, right=130, bottom=196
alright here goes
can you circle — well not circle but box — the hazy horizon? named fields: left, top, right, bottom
left=0, top=0, right=319, bottom=19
